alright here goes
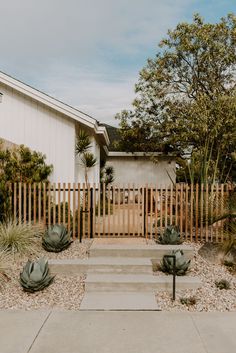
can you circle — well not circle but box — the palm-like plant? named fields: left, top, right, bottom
left=75, top=130, right=97, bottom=187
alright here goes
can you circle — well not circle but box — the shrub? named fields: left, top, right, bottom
left=215, top=279, right=231, bottom=290
left=180, top=296, right=197, bottom=306
left=0, top=220, right=44, bottom=255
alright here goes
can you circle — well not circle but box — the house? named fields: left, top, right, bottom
left=0, top=71, right=175, bottom=186
left=103, top=124, right=176, bottom=186
left=0, top=71, right=109, bottom=184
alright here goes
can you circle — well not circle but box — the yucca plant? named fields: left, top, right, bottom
left=158, top=225, right=183, bottom=245
left=42, top=224, right=72, bottom=252
left=20, top=258, right=54, bottom=292
left=160, top=249, right=191, bottom=276
left=0, top=220, right=43, bottom=255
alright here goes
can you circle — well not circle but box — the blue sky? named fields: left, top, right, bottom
left=0, top=0, right=235, bottom=125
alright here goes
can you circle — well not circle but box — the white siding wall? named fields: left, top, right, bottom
left=106, top=156, right=176, bottom=186
left=0, top=83, right=76, bottom=182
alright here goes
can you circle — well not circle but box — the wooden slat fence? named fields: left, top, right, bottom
left=8, top=182, right=234, bottom=242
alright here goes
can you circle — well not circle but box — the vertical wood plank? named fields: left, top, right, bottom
left=43, top=183, right=46, bottom=225
left=190, top=184, right=193, bottom=242
left=127, top=184, right=130, bottom=236
left=87, top=184, right=91, bottom=238
left=175, top=184, right=178, bottom=227
left=150, top=185, right=153, bottom=239
left=160, top=185, right=163, bottom=236
left=195, top=183, right=199, bottom=241
left=123, top=184, right=126, bottom=236
left=78, top=183, right=81, bottom=240
left=63, top=183, right=66, bottom=225
left=67, top=183, right=71, bottom=233
left=82, top=183, right=85, bottom=238
left=154, top=185, right=158, bottom=239
left=53, top=183, right=56, bottom=225
left=58, top=183, right=61, bottom=224
left=108, top=184, right=111, bottom=236
left=180, top=184, right=183, bottom=235
left=38, top=183, right=41, bottom=223
left=205, top=183, right=209, bottom=242
left=133, top=184, right=135, bottom=236
left=93, top=183, right=96, bottom=239
left=28, top=183, right=32, bottom=224
left=72, top=183, right=76, bottom=240
left=118, top=184, right=121, bottom=237
left=18, top=182, right=22, bottom=222
left=102, top=183, right=106, bottom=236
left=14, top=183, right=17, bottom=221
left=170, top=184, right=173, bottom=225
left=23, top=183, right=27, bottom=223
left=215, top=183, right=219, bottom=242
left=200, top=183, right=204, bottom=241
left=210, top=183, right=214, bottom=241
left=220, top=184, right=224, bottom=241
left=48, top=183, right=51, bottom=226
left=33, top=182, right=36, bottom=224
left=137, top=185, right=141, bottom=237
left=165, top=184, right=168, bottom=228
left=185, top=184, right=188, bottom=240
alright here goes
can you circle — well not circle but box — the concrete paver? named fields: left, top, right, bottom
left=1, top=310, right=236, bottom=353
left=80, top=291, right=160, bottom=310
left=0, top=310, right=50, bottom=353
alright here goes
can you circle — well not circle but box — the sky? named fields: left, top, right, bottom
left=0, top=0, right=236, bottom=125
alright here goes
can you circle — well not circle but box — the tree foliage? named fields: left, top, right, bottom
left=116, top=14, right=236, bottom=183
left=0, top=142, right=53, bottom=221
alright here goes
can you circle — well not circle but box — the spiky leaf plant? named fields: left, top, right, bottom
left=0, top=220, right=43, bottom=255
left=160, top=249, right=191, bottom=276
left=20, top=258, right=54, bottom=292
left=42, top=224, right=72, bottom=252
left=158, top=225, right=183, bottom=245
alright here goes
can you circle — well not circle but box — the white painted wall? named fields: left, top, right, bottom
left=106, top=156, right=176, bottom=186
left=0, top=83, right=76, bottom=182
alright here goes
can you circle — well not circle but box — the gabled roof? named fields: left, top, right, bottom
left=0, top=71, right=109, bottom=146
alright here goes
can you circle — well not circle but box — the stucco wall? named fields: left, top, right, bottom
left=0, top=83, right=77, bottom=182
left=106, top=156, right=176, bottom=186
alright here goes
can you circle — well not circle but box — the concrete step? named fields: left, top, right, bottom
left=85, top=273, right=201, bottom=292
left=89, top=243, right=194, bottom=260
left=80, top=292, right=160, bottom=311
left=49, top=257, right=153, bottom=275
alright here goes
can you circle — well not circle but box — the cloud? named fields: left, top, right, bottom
left=0, top=0, right=197, bottom=123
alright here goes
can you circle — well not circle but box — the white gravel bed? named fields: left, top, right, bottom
left=155, top=242, right=236, bottom=312
left=0, top=239, right=93, bottom=310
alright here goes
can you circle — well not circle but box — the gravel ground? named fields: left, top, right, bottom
left=155, top=242, right=236, bottom=312
left=0, top=239, right=92, bottom=310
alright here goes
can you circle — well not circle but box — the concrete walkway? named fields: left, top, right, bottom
left=1, top=310, right=236, bottom=353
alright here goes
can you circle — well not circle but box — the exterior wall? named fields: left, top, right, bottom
left=106, top=156, right=176, bottom=186
left=0, top=83, right=76, bottom=182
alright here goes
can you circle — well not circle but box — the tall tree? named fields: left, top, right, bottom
left=116, top=14, right=236, bottom=183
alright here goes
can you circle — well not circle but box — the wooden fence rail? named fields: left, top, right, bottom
left=8, top=182, right=234, bottom=242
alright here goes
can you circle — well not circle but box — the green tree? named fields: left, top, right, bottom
left=0, top=142, right=53, bottom=221
left=116, top=14, right=236, bottom=183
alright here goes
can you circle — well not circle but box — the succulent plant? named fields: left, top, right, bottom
left=158, top=225, right=183, bottom=245
left=42, top=224, right=72, bottom=252
left=160, top=249, right=191, bottom=276
left=20, top=258, right=54, bottom=292
left=215, top=279, right=231, bottom=290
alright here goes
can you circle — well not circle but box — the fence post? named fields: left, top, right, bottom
left=90, top=187, right=93, bottom=238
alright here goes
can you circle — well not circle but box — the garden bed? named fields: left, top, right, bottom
left=155, top=243, right=236, bottom=312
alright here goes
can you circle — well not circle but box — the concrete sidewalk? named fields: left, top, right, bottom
left=1, top=310, right=236, bottom=353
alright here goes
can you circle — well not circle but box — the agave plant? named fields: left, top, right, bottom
left=42, top=224, right=72, bottom=252
left=20, top=258, right=54, bottom=292
left=158, top=225, right=183, bottom=245
left=160, top=249, right=191, bottom=276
